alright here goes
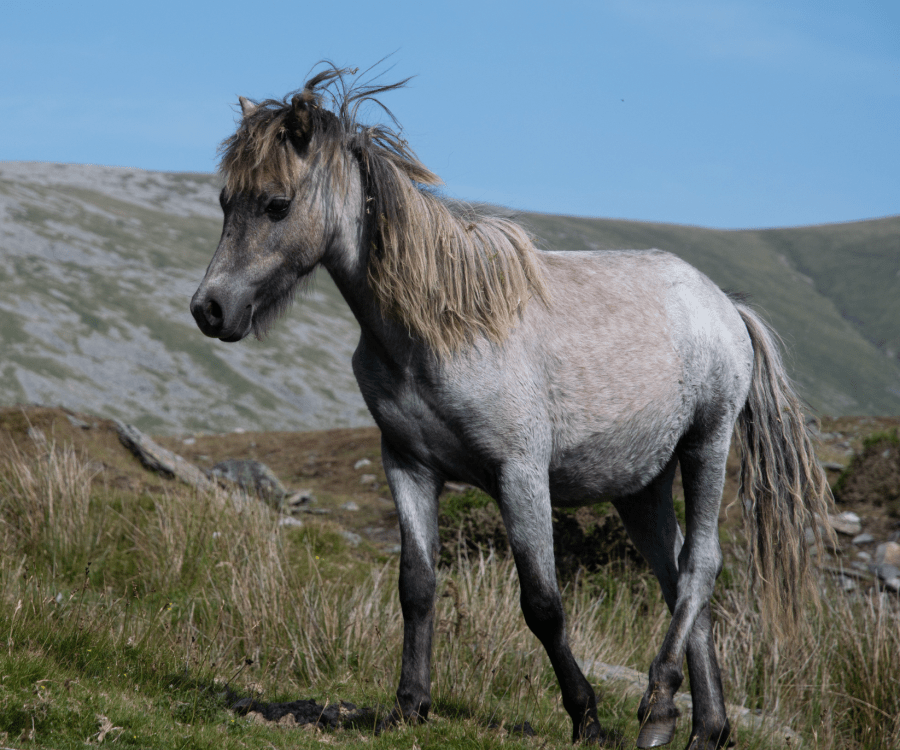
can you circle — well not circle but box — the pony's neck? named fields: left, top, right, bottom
left=320, top=160, right=413, bottom=358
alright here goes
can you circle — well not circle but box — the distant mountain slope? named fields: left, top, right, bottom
left=1, top=162, right=897, bottom=434
left=760, top=217, right=900, bottom=360
left=0, top=162, right=368, bottom=434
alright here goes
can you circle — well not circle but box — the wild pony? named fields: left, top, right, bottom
left=191, top=66, right=832, bottom=749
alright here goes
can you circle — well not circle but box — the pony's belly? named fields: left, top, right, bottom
left=548, top=433, right=677, bottom=506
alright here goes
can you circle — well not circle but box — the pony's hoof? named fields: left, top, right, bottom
left=637, top=716, right=677, bottom=748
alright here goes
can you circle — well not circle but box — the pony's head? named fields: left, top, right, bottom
left=191, top=64, right=549, bottom=352
left=191, top=69, right=356, bottom=341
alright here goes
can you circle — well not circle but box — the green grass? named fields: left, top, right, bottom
left=2, top=444, right=899, bottom=748
left=861, top=428, right=900, bottom=450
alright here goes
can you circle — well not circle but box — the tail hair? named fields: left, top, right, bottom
left=732, top=301, right=835, bottom=634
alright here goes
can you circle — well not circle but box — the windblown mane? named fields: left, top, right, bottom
left=219, top=64, right=550, bottom=355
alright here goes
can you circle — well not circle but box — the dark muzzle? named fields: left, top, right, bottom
left=190, top=287, right=253, bottom=342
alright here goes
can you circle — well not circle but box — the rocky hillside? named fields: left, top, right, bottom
left=0, top=162, right=367, bottom=434
left=1, top=161, right=898, bottom=435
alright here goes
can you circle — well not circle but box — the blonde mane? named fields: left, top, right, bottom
left=219, top=65, right=550, bottom=355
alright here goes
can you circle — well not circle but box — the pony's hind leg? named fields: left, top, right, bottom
left=498, top=462, right=617, bottom=746
left=378, top=440, right=444, bottom=731
left=615, top=457, right=732, bottom=749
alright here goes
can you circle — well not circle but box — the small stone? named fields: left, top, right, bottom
left=341, top=531, right=362, bottom=547
left=65, top=414, right=92, bottom=430
left=340, top=501, right=360, bottom=512
left=287, top=490, right=316, bottom=507
left=354, top=458, right=372, bottom=470
left=884, top=577, right=900, bottom=593
left=210, top=459, right=288, bottom=508
left=856, top=551, right=872, bottom=563
left=835, top=575, right=856, bottom=592
left=509, top=721, right=536, bottom=737
left=829, top=512, right=862, bottom=537
left=182, top=437, right=196, bottom=445
left=874, top=563, right=900, bottom=582
left=874, top=541, right=900, bottom=568
left=852, top=533, right=875, bottom=546
left=278, top=516, right=304, bottom=528
left=360, top=474, right=377, bottom=485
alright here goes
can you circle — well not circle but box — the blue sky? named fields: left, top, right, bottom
left=2, top=0, right=898, bottom=228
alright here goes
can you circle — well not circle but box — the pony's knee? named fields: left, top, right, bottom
left=519, top=585, right=565, bottom=642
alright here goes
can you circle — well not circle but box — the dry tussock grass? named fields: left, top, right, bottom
left=2, top=444, right=899, bottom=748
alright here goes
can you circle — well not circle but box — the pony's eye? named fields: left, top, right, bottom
left=265, top=197, right=291, bottom=221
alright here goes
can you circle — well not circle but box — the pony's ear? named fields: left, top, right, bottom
left=239, top=96, right=258, bottom=118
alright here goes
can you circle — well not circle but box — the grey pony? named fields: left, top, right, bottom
left=190, top=67, right=831, bottom=749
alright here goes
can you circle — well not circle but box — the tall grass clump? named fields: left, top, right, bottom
left=1, top=442, right=97, bottom=577
left=712, top=541, right=900, bottom=750
left=2, top=443, right=899, bottom=748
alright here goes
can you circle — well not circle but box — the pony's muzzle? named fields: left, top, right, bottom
left=190, top=288, right=253, bottom=342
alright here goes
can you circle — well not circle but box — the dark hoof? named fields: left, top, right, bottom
left=637, top=716, right=677, bottom=748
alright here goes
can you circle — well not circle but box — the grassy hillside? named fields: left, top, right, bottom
left=2, top=406, right=899, bottom=748
left=762, top=216, right=900, bottom=361
left=1, top=161, right=897, bottom=433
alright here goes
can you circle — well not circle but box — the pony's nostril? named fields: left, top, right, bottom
left=205, top=299, right=223, bottom=323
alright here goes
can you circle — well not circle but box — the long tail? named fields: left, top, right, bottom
left=732, top=301, right=835, bottom=633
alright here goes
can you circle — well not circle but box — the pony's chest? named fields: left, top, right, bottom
left=353, top=352, right=496, bottom=482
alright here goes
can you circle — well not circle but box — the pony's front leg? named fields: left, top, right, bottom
left=378, top=440, right=443, bottom=731
left=498, top=463, right=615, bottom=746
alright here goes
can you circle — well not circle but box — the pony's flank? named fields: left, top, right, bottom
left=218, top=64, right=550, bottom=355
